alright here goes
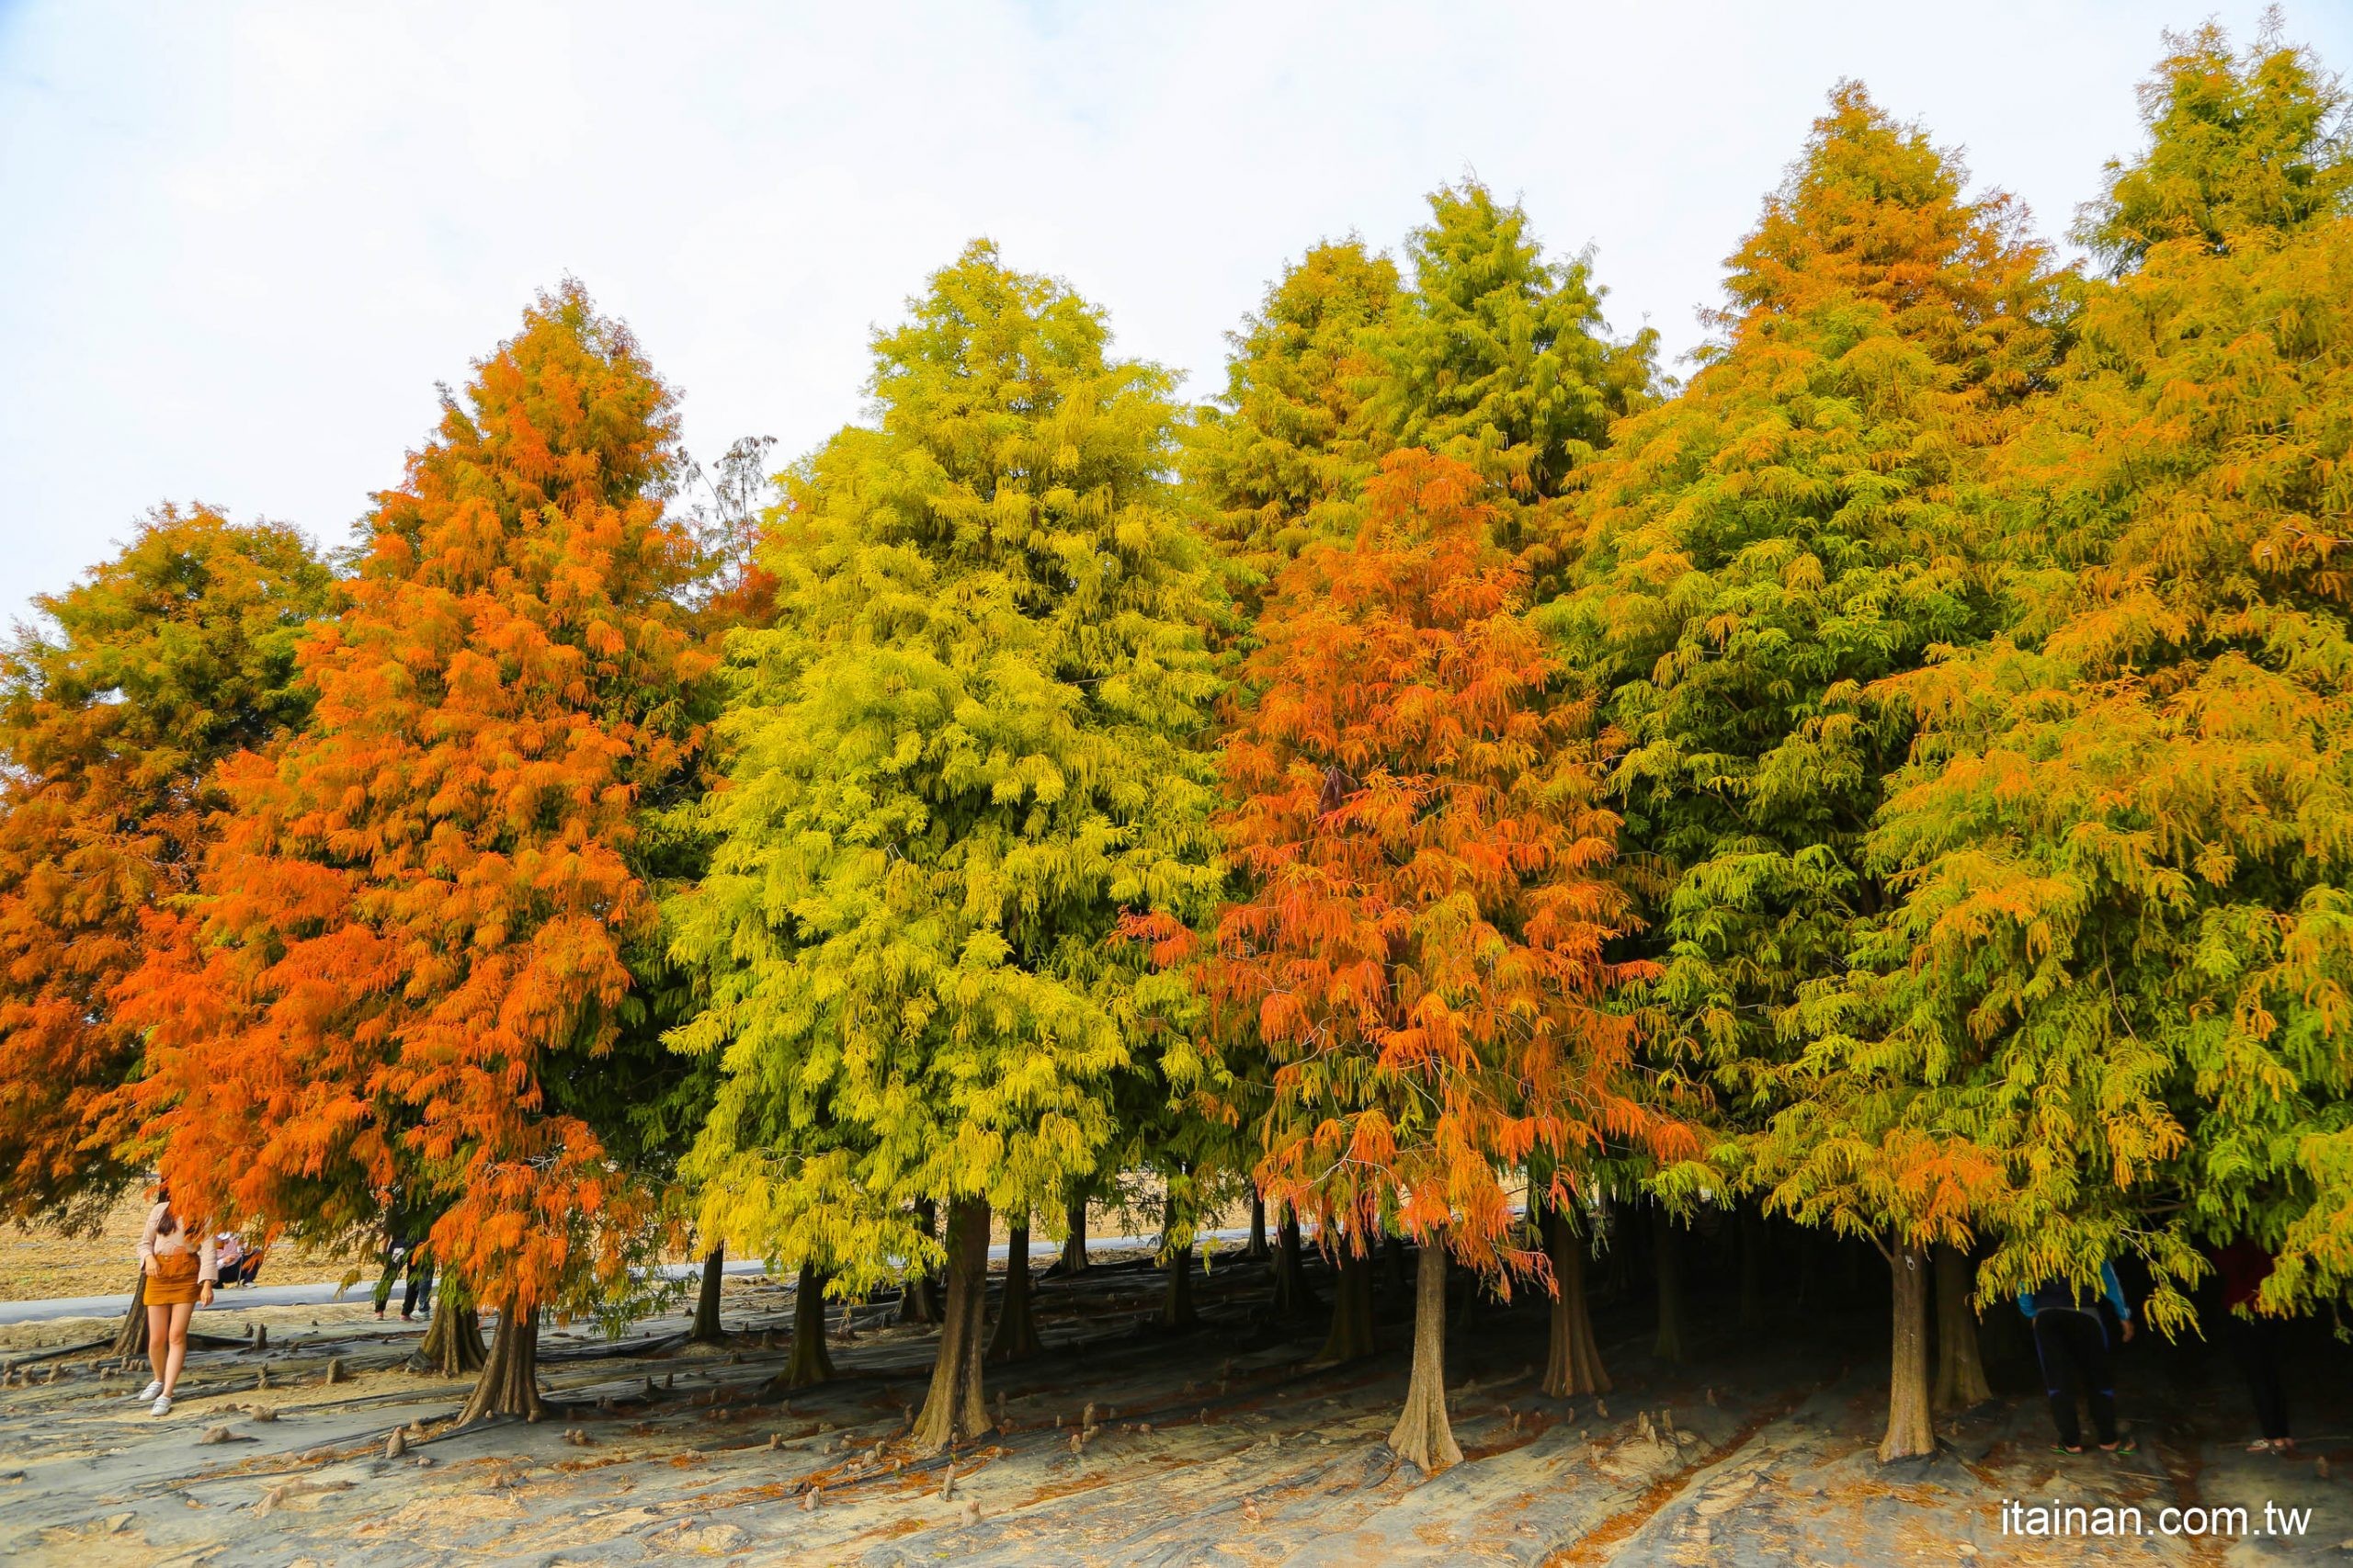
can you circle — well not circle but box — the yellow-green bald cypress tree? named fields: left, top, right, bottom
left=667, top=242, right=1224, bottom=1452
left=1867, top=22, right=2353, bottom=1325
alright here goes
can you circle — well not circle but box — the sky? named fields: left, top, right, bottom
left=4, top=0, right=2347, bottom=630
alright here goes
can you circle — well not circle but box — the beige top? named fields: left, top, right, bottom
left=139, top=1203, right=220, bottom=1285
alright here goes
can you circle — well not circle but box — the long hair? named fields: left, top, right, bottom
left=155, top=1182, right=180, bottom=1238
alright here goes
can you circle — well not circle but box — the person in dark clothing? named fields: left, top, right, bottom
left=2211, top=1239, right=2292, bottom=1453
left=2018, top=1262, right=2138, bottom=1454
left=371, top=1221, right=435, bottom=1322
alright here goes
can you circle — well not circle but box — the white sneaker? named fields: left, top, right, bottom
left=139, top=1380, right=163, bottom=1402
left=150, top=1394, right=171, bottom=1416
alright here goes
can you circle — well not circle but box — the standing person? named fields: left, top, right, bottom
left=2211, top=1238, right=2293, bottom=1454
left=371, top=1211, right=433, bottom=1321
left=137, top=1186, right=216, bottom=1415
left=2018, top=1261, right=2138, bottom=1455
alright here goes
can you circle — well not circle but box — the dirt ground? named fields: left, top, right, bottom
left=1, top=1233, right=2346, bottom=1566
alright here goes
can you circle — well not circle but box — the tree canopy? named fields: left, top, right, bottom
left=123, top=284, right=710, bottom=1418
left=0, top=506, right=328, bottom=1230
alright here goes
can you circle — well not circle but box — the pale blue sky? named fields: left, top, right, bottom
left=4, top=1, right=2345, bottom=628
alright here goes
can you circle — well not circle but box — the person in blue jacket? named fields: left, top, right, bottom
left=2019, top=1262, right=2138, bottom=1454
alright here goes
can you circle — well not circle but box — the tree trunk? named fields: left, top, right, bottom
left=1160, top=1195, right=1197, bottom=1330
left=1932, top=1244, right=1993, bottom=1411
left=1272, top=1204, right=1317, bottom=1317
left=911, top=1199, right=990, bottom=1453
left=1162, top=1242, right=1197, bottom=1329
left=112, top=1271, right=148, bottom=1359
left=768, top=1261, right=835, bottom=1392
left=1387, top=1239, right=1462, bottom=1472
left=689, top=1244, right=726, bottom=1344
left=987, top=1221, right=1043, bottom=1362
left=418, top=1276, right=485, bottom=1376
left=1245, top=1193, right=1269, bottom=1261
left=1880, top=1244, right=1936, bottom=1462
left=1543, top=1207, right=1610, bottom=1398
left=899, top=1199, right=942, bottom=1324
left=1652, top=1207, right=1686, bottom=1364
left=1314, top=1245, right=1376, bottom=1363
left=1054, top=1192, right=1089, bottom=1277
left=456, top=1301, right=543, bottom=1426
left=1738, top=1210, right=1767, bottom=1334
left=1601, top=1198, right=1635, bottom=1300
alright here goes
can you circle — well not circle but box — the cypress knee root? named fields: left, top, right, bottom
left=689, top=1243, right=727, bottom=1345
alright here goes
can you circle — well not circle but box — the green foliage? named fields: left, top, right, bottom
left=1370, top=181, right=1658, bottom=502
left=2076, top=19, right=2352, bottom=276
left=1182, top=239, right=1400, bottom=616
left=1866, top=35, right=2353, bottom=1324
left=1549, top=85, right=2064, bottom=1244
left=667, top=241, right=1224, bottom=1291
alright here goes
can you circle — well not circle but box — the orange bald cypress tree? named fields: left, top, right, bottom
left=1202, top=449, right=1673, bottom=1471
left=0, top=508, right=328, bottom=1233
left=125, top=283, right=710, bottom=1423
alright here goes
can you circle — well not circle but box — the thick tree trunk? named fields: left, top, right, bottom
left=912, top=1199, right=990, bottom=1454
left=456, top=1301, right=543, bottom=1426
left=1245, top=1193, right=1269, bottom=1261
left=899, top=1199, right=942, bottom=1324
left=1652, top=1208, right=1686, bottom=1364
left=987, top=1221, right=1043, bottom=1362
left=1387, top=1240, right=1462, bottom=1472
left=1738, top=1210, right=1767, bottom=1334
left=1272, top=1205, right=1317, bottom=1317
left=1543, top=1207, right=1611, bottom=1398
left=689, top=1244, right=726, bottom=1344
left=1314, top=1246, right=1377, bottom=1363
left=1932, top=1244, right=1993, bottom=1411
left=767, top=1261, right=836, bottom=1392
left=418, top=1276, right=485, bottom=1376
left=1054, top=1193, right=1089, bottom=1277
left=1880, top=1244, right=1936, bottom=1462
left=112, top=1271, right=148, bottom=1359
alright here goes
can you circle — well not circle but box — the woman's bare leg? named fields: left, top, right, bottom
left=161, top=1302, right=195, bottom=1396
left=145, top=1301, right=172, bottom=1384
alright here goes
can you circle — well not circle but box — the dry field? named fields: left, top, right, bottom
left=1, top=1191, right=373, bottom=1303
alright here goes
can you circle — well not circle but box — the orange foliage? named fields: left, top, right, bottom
left=0, top=508, right=326, bottom=1229
left=1206, top=449, right=1685, bottom=1279
left=122, top=286, right=709, bottom=1316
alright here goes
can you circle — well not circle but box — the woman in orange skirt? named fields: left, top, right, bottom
left=137, top=1185, right=217, bottom=1415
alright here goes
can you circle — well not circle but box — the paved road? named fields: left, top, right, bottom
left=0, top=1227, right=1252, bottom=1325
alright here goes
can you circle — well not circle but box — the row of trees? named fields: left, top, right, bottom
left=3, top=21, right=2348, bottom=1468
